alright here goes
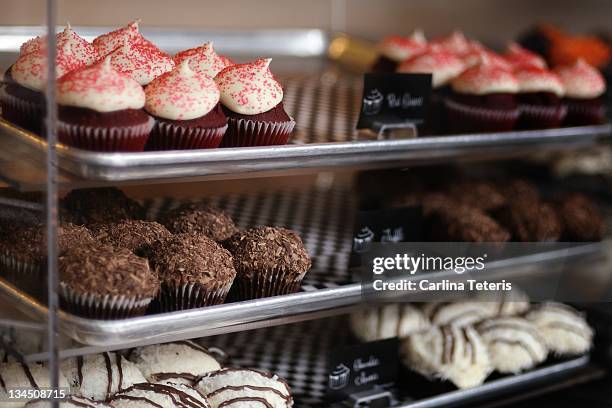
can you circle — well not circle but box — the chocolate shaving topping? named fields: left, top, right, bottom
left=59, top=243, right=159, bottom=298
left=430, top=206, right=511, bottom=242
left=61, top=187, right=145, bottom=225
left=92, top=220, right=172, bottom=256
left=150, top=233, right=236, bottom=285
left=224, top=226, right=311, bottom=278
left=159, top=202, right=238, bottom=242
left=494, top=200, right=562, bottom=242
left=556, top=192, right=604, bottom=241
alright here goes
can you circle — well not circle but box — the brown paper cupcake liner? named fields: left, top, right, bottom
left=220, top=117, right=295, bottom=147
left=157, top=280, right=233, bottom=312
left=0, top=250, right=44, bottom=285
left=563, top=100, right=605, bottom=126
left=0, top=88, right=44, bottom=135
left=59, top=283, right=152, bottom=319
left=57, top=116, right=154, bottom=152
left=518, top=103, right=567, bottom=129
left=445, top=98, right=519, bottom=133
left=146, top=121, right=227, bottom=150
left=229, top=266, right=307, bottom=301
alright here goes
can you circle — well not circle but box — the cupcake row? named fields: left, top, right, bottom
left=351, top=295, right=593, bottom=389
left=0, top=20, right=295, bottom=151
left=0, top=340, right=293, bottom=407
left=373, top=31, right=607, bottom=134
left=388, top=177, right=605, bottom=242
left=0, top=187, right=312, bottom=319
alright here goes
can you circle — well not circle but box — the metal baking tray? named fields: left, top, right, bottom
left=0, top=240, right=607, bottom=349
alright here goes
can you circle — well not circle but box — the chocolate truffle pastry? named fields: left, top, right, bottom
left=92, top=220, right=172, bottom=257
left=554, top=59, right=606, bottom=126
left=215, top=58, right=295, bottom=147
left=494, top=200, right=562, bottom=242
left=56, top=57, right=154, bottom=152
left=61, top=187, right=145, bottom=226
left=26, top=396, right=111, bottom=407
left=110, top=382, right=211, bottom=408
left=61, top=352, right=146, bottom=401
left=429, top=205, right=511, bottom=242
left=196, top=368, right=292, bottom=406
left=0, top=362, right=70, bottom=405
left=144, top=59, right=228, bottom=150
left=477, top=317, right=548, bottom=374
left=401, top=325, right=492, bottom=389
left=59, top=244, right=159, bottom=319
left=127, top=340, right=221, bottom=385
left=159, top=203, right=237, bottom=242
left=0, top=222, right=94, bottom=283
left=224, top=226, right=311, bottom=300
left=556, top=193, right=604, bottom=241
left=149, top=233, right=236, bottom=311
left=526, top=302, right=593, bottom=355
left=350, top=304, right=431, bottom=342
left=444, top=181, right=507, bottom=211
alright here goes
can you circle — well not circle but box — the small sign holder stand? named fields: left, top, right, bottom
left=372, top=121, right=420, bottom=140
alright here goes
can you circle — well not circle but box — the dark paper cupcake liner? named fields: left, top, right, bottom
left=445, top=98, right=519, bottom=133
left=59, top=283, right=152, bottom=319
left=146, top=121, right=227, bottom=151
left=220, top=117, right=295, bottom=147
left=0, top=251, right=44, bottom=294
left=563, top=99, right=605, bottom=126
left=0, top=88, right=44, bottom=135
left=518, top=103, right=567, bottom=129
left=157, top=280, right=233, bottom=312
left=57, top=116, right=154, bottom=152
left=229, top=266, right=306, bottom=301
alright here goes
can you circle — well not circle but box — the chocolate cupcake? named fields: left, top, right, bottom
left=499, top=179, right=540, bottom=205
left=61, top=187, right=145, bottom=225
left=444, top=180, right=507, bottom=211
left=372, top=32, right=427, bottom=72
left=56, top=57, right=154, bottom=152
left=215, top=58, right=295, bottom=147
left=91, top=220, right=172, bottom=257
left=1, top=26, right=95, bottom=135
left=557, top=193, right=604, bottom=241
left=144, top=60, right=227, bottom=150
left=159, top=202, right=237, bottom=242
left=174, top=41, right=234, bottom=78
left=59, top=244, right=158, bottom=319
left=514, top=66, right=566, bottom=129
left=494, top=200, right=562, bottom=242
left=149, top=233, right=236, bottom=311
left=0, top=223, right=94, bottom=286
left=397, top=47, right=466, bottom=134
left=446, top=60, right=520, bottom=133
left=554, top=59, right=606, bottom=126
left=224, top=226, right=311, bottom=300
left=430, top=206, right=511, bottom=242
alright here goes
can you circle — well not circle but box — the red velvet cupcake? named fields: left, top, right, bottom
left=92, top=19, right=158, bottom=57
left=503, top=42, right=547, bottom=70
left=107, top=39, right=175, bottom=86
left=445, top=59, right=520, bottom=133
left=1, top=26, right=96, bottom=134
left=56, top=57, right=153, bottom=151
left=215, top=58, right=295, bottom=147
left=372, top=32, right=427, bottom=72
left=430, top=31, right=480, bottom=60
left=145, top=59, right=227, bottom=150
left=514, top=65, right=566, bottom=129
left=554, top=59, right=606, bottom=126
left=174, top=41, right=234, bottom=78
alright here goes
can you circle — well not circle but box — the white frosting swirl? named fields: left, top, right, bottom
left=11, top=41, right=87, bottom=91
left=397, top=50, right=465, bottom=88
left=215, top=58, right=283, bottom=115
left=93, top=19, right=157, bottom=57
left=57, top=57, right=145, bottom=112
left=145, top=59, right=220, bottom=120
left=174, top=42, right=233, bottom=78
left=378, top=33, right=427, bottom=62
left=452, top=63, right=519, bottom=95
left=514, top=67, right=564, bottom=96
left=108, top=40, right=175, bottom=85
left=20, top=26, right=98, bottom=66
left=554, top=59, right=606, bottom=99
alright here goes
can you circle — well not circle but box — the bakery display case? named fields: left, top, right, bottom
left=1, top=0, right=612, bottom=407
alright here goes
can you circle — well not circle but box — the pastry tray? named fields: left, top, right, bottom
left=1, top=81, right=611, bottom=189
left=1, top=187, right=610, bottom=348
